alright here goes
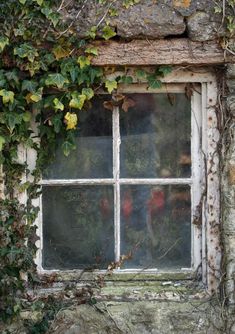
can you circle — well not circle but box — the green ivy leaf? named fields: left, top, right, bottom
left=22, top=111, right=31, bottom=122
left=0, top=89, right=14, bottom=104
left=41, top=7, right=60, bottom=27
left=77, top=56, right=91, bottom=69
left=88, top=67, right=103, bottom=84
left=109, top=8, right=118, bottom=16
left=85, top=47, right=98, bottom=56
left=69, top=93, right=86, bottom=110
left=5, top=70, right=20, bottom=89
left=0, top=71, right=6, bottom=87
left=147, top=75, right=162, bottom=89
left=14, top=43, right=39, bottom=63
left=158, top=66, right=172, bottom=76
left=136, top=69, right=146, bottom=78
left=62, top=141, right=74, bottom=157
left=5, top=113, right=22, bottom=131
left=123, top=0, right=140, bottom=8
left=87, top=26, right=97, bottom=39
left=102, top=25, right=116, bottom=40
left=51, top=114, right=62, bottom=133
left=105, top=79, right=117, bottom=93
left=34, top=0, right=44, bottom=5
left=60, top=59, right=78, bottom=83
left=82, top=88, right=94, bottom=100
left=22, top=80, right=38, bottom=93
left=0, top=36, right=9, bottom=53
left=119, top=75, right=133, bottom=84
left=18, top=0, right=27, bottom=4
left=45, top=73, right=69, bottom=89
left=0, top=136, right=6, bottom=151
left=53, top=98, right=64, bottom=111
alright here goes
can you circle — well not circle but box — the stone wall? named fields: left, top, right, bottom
left=61, top=0, right=226, bottom=41
left=223, top=64, right=235, bottom=305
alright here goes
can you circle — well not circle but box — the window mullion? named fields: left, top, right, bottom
left=191, top=88, right=203, bottom=272
left=113, top=107, right=121, bottom=263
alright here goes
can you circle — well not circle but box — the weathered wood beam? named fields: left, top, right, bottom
left=91, top=38, right=235, bottom=66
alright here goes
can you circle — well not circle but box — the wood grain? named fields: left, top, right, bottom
left=91, top=39, right=235, bottom=66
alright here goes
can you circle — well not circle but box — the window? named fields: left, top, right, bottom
left=32, top=69, right=220, bottom=292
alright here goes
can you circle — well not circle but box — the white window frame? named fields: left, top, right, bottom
left=23, top=68, right=220, bottom=294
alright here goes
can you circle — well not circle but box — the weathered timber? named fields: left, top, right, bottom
left=91, top=39, right=235, bottom=66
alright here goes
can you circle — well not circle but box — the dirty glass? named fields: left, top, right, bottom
left=42, top=185, right=114, bottom=269
left=120, top=185, right=191, bottom=269
left=120, top=93, right=191, bottom=178
left=43, top=95, right=112, bottom=179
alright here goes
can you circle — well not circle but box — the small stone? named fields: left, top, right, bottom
left=227, top=95, right=235, bottom=116
left=162, top=281, right=173, bottom=286
left=187, top=11, right=221, bottom=41
left=227, top=64, right=235, bottom=79
left=174, top=283, right=182, bottom=287
left=227, top=79, right=235, bottom=93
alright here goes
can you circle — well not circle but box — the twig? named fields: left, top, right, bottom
left=224, top=46, right=235, bottom=56
left=157, top=238, right=181, bottom=260
left=57, top=0, right=66, bottom=12
left=57, top=0, right=89, bottom=37
left=96, top=0, right=116, bottom=29
left=222, top=0, right=225, bottom=25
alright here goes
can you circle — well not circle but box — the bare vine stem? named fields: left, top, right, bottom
left=57, top=0, right=89, bottom=37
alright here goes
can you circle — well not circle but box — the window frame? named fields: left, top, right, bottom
left=24, top=68, right=220, bottom=294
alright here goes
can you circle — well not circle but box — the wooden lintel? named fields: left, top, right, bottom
left=91, top=38, right=235, bottom=66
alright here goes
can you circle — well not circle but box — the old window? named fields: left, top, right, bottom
left=32, top=69, right=220, bottom=292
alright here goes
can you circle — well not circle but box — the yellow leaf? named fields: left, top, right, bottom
left=64, top=112, right=78, bottom=130
left=0, top=89, right=14, bottom=104
left=52, top=45, right=71, bottom=60
left=25, top=88, right=42, bottom=103
left=105, top=80, right=117, bottom=93
left=69, top=93, right=86, bottom=110
left=77, top=56, right=90, bottom=69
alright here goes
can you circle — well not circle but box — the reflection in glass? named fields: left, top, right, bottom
left=42, top=186, right=114, bottom=269
left=120, top=185, right=191, bottom=269
left=120, top=93, right=191, bottom=178
left=43, top=96, right=112, bottom=179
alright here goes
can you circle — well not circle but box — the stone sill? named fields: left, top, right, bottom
left=28, top=278, right=209, bottom=303
left=39, top=269, right=195, bottom=283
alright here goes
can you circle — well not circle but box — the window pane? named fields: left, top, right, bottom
left=120, top=94, right=191, bottom=178
left=43, top=96, right=112, bottom=179
left=42, top=185, right=114, bottom=269
left=120, top=185, right=191, bottom=269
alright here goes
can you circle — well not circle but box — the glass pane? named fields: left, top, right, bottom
left=120, top=185, right=191, bottom=269
left=42, top=186, right=114, bottom=269
left=120, top=93, right=191, bottom=178
left=43, top=96, right=112, bottom=179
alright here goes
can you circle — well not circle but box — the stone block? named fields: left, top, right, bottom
left=187, top=11, right=222, bottom=41
left=228, top=164, right=235, bottom=185
left=227, top=79, right=235, bottom=93
left=227, top=95, right=235, bottom=116
left=48, top=301, right=223, bottom=334
left=60, top=0, right=224, bottom=41
left=227, top=64, right=235, bottom=79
